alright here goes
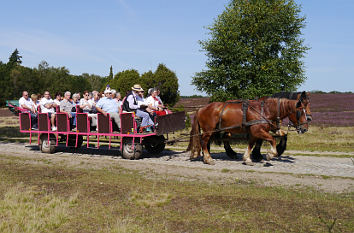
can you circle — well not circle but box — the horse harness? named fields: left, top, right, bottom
left=217, top=99, right=282, bottom=132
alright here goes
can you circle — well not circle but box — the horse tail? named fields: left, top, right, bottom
left=186, top=109, right=201, bottom=156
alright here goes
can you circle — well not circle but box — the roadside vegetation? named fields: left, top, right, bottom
left=0, top=153, right=353, bottom=232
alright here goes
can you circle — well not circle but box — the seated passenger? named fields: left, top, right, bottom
left=95, top=88, right=120, bottom=131
left=90, top=90, right=100, bottom=113
left=60, top=91, right=76, bottom=130
left=72, top=93, right=80, bottom=106
left=19, top=91, right=38, bottom=129
left=122, top=84, right=155, bottom=131
left=40, top=91, right=56, bottom=131
left=53, top=92, right=62, bottom=107
left=31, top=94, right=40, bottom=111
left=146, top=88, right=168, bottom=116
left=79, top=91, right=93, bottom=113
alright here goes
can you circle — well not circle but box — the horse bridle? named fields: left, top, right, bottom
left=288, top=106, right=309, bottom=132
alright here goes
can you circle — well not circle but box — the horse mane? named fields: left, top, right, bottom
left=271, top=92, right=301, bottom=100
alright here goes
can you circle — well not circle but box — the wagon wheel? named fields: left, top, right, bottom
left=39, top=134, right=56, bottom=154
left=122, top=138, right=143, bottom=160
left=144, top=135, right=165, bottom=155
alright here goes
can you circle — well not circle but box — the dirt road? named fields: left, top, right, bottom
left=1, top=142, right=353, bottom=193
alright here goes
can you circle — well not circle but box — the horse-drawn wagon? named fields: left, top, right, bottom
left=18, top=109, right=186, bottom=159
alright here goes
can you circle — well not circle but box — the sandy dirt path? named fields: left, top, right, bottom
left=0, top=142, right=353, bottom=193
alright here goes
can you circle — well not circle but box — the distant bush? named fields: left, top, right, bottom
left=180, top=95, right=207, bottom=98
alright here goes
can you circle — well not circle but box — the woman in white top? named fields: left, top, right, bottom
left=146, top=88, right=167, bottom=116
left=53, top=92, right=62, bottom=107
left=79, top=91, right=93, bottom=113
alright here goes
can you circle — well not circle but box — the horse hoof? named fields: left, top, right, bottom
left=243, top=160, right=254, bottom=166
left=266, top=154, right=273, bottom=161
left=204, top=159, right=215, bottom=165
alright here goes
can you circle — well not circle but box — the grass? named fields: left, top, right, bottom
left=0, top=154, right=353, bottom=232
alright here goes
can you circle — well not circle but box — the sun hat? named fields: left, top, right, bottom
left=131, top=84, right=144, bottom=92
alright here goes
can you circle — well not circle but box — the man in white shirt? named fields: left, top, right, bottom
left=123, top=84, right=154, bottom=131
left=40, top=91, right=57, bottom=131
left=19, top=91, right=38, bottom=129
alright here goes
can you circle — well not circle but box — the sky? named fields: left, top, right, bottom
left=0, top=0, right=353, bottom=95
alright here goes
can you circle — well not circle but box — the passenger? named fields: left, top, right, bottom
left=40, top=91, right=57, bottom=131
left=95, top=88, right=121, bottom=131
left=19, top=91, right=38, bottom=129
left=111, top=89, right=117, bottom=100
left=90, top=90, right=100, bottom=113
left=87, top=91, right=100, bottom=129
left=146, top=88, right=167, bottom=116
left=155, top=87, right=172, bottom=114
left=116, top=92, right=123, bottom=111
left=60, top=91, right=76, bottom=130
left=123, top=84, right=154, bottom=131
left=30, top=94, right=40, bottom=110
left=54, top=92, right=62, bottom=107
left=72, top=93, right=80, bottom=106
left=79, top=91, right=92, bottom=113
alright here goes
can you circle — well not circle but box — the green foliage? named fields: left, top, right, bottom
left=8, top=48, right=22, bottom=66
left=153, top=64, right=180, bottom=106
left=193, top=0, right=309, bottom=101
left=109, top=69, right=140, bottom=96
left=0, top=49, right=180, bottom=106
left=109, top=64, right=180, bottom=106
left=81, top=73, right=106, bottom=91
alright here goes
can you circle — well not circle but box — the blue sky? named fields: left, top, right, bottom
left=0, top=0, right=353, bottom=95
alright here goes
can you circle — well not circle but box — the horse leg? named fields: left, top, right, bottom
left=263, top=134, right=277, bottom=161
left=242, top=137, right=256, bottom=166
left=251, top=139, right=263, bottom=162
left=250, top=127, right=277, bottom=161
left=201, top=132, right=214, bottom=165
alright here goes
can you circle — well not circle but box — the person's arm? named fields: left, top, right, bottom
left=95, top=106, right=107, bottom=117
left=19, top=98, right=32, bottom=111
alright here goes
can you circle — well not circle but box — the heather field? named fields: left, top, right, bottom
left=309, top=93, right=354, bottom=126
left=176, top=93, right=354, bottom=127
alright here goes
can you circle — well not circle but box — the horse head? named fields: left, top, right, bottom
left=296, top=91, right=312, bottom=122
left=288, top=94, right=309, bottom=134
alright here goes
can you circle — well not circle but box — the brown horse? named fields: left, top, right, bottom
left=187, top=92, right=309, bottom=165
left=224, top=91, right=312, bottom=161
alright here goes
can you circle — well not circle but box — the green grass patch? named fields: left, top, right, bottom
left=0, top=154, right=353, bottom=232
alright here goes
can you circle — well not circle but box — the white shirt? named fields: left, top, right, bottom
left=146, top=96, right=160, bottom=108
left=19, top=97, right=34, bottom=111
left=40, top=97, right=55, bottom=113
left=80, top=98, right=92, bottom=111
left=54, top=99, right=61, bottom=106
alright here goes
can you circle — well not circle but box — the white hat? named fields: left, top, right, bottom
left=104, top=86, right=112, bottom=94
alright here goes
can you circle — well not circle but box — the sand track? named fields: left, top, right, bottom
left=1, top=142, right=353, bottom=193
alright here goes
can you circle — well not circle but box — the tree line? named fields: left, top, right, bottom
left=0, top=49, right=180, bottom=106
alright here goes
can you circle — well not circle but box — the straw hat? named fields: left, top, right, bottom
left=131, top=84, right=144, bottom=92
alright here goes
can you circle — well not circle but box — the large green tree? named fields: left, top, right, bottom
left=192, top=0, right=309, bottom=101
left=153, top=64, right=180, bottom=106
